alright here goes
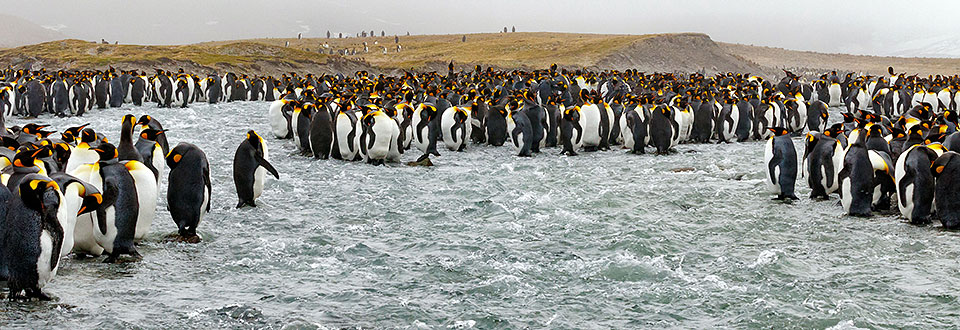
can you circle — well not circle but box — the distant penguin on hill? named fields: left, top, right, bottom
left=764, top=127, right=798, bottom=200
left=233, top=130, right=279, bottom=208
left=166, top=143, right=210, bottom=242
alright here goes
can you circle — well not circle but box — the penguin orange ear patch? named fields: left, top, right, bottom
left=173, top=154, right=182, bottom=163
left=936, top=166, right=945, bottom=174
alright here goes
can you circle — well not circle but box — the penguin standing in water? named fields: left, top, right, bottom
left=839, top=133, right=893, bottom=217
left=309, top=101, right=334, bottom=160
left=806, top=100, right=829, bottom=133
left=136, top=115, right=169, bottom=155
left=933, top=152, right=960, bottom=229
left=118, top=114, right=143, bottom=162
left=85, top=143, right=143, bottom=262
left=268, top=97, right=297, bottom=139
left=206, top=75, right=222, bottom=104
left=560, top=105, right=583, bottom=156
left=135, top=128, right=166, bottom=181
left=484, top=104, right=508, bottom=146
left=48, top=172, right=102, bottom=258
left=508, top=99, right=534, bottom=157
left=233, top=130, right=280, bottom=208
left=620, top=103, right=648, bottom=154
left=332, top=100, right=361, bottom=160
left=895, top=144, right=941, bottom=224
left=440, top=105, right=470, bottom=152
left=166, top=143, right=210, bottom=242
left=764, top=127, right=798, bottom=200
left=804, top=128, right=844, bottom=199
left=648, top=105, right=679, bottom=154
left=411, top=102, right=441, bottom=159
left=2, top=176, right=61, bottom=300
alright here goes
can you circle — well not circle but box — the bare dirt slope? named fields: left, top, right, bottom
left=721, top=42, right=960, bottom=76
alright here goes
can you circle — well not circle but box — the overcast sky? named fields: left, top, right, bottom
left=3, top=0, right=958, bottom=57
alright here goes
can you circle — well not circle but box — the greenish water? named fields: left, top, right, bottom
left=1, top=102, right=958, bottom=329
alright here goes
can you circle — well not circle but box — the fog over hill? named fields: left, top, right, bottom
left=0, top=14, right=66, bottom=48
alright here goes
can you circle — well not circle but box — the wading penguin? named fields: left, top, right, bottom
left=764, top=127, right=798, bottom=200
left=166, top=143, right=210, bottom=242
left=233, top=130, right=279, bottom=208
left=2, top=177, right=61, bottom=300
left=933, top=152, right=960, bottom=229
left=895, top=144, right=941, bottom=224
left=559, top=105, right=583, bottom=156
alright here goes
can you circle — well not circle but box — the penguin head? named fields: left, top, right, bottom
left=63, top=123, right=90, bottom=141
left=70, top=180, right=102, bottom=216
left=245, top=130, right=264, bottom=151
left=136, top=115, right=153, bottom=128
left=21, top=123, right=49, bottom=135
left=92, top=143, right=118, bottom=162
left=139, top=128, right=166, bottom=142
left=79, top=128, right=97, bottom=144
left=122, top=114, right=137, bottom=133
left=12, top=146, right=51, bottom=168
left=865, top=124, right=883, bottom=138
left=19, top=177, right=60, bottom=213
left=766, top=127, right=790, bottom=137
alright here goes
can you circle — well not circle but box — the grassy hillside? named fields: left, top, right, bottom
left=204, top=32, right=656, bottom=70
left=0, top=32, right=958, bottom=78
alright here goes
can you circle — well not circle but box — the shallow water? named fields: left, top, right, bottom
left=0, top=102, right=958, bottom=329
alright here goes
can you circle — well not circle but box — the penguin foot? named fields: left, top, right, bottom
left=27, top=288, right=51, bottom=301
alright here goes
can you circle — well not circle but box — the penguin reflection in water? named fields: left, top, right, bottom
left=234, top=130, right=279, bottom=208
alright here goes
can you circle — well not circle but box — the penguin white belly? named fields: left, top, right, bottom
left=366, top=116, right=394, bottom=160
left=440, top=108, right=463, bottom=151
left=764, top=138, right=778, bottom=191
left=151, top=144, right=164, bottom=182
left=939, top=90, right=953, bottom=110
left=386, top=119, right=402, bottom=162
left=828, top=142, right=845, bottom=193
left=268, top=100, right=288, bottom=138
left=840, top=177, right=853, bottom=212
left=56, top=185, right=82, bottom=257
left=254, top=140, right=270, bottom=199
left=65, top=147, right=99, bottom=174
left=506, top=114, right=516, bottom=143
left=828, top=84, right=842, bottom=107
left=93, top=207, right=117, bottom=254
left=911, top=92, right=923, bottom=107
left=127, top=161, right=158, bottom=241
left=954, top=92, right=960, bottom=111
left=336, top=114, right=358, bottom=159
left=925, top=93, right=939, bottom=112
left=353, top=118, right=364, bottom=161
left=579, top=104, right=601, bottom=147
left=72, top=164, right=103, bottom=256
left=682, top=109, right=694, bottom=141
left=291, top=109, right=302, bottom=150
left=620, top=113, right=634, bottom=149
left=36, top=230, right=56, bottom=288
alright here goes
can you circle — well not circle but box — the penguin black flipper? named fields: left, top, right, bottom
left=255, top=153, right=280, bottom=179
left=768, top=144, right=783, bottom=187
left=96, top=181, right=120, bottom=236
left=203, top=166, right=212, bottom=213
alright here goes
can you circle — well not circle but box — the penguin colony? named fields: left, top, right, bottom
left=2, top=63, right=960, bottom=299
left=762, top=67, right=960, bottom=231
